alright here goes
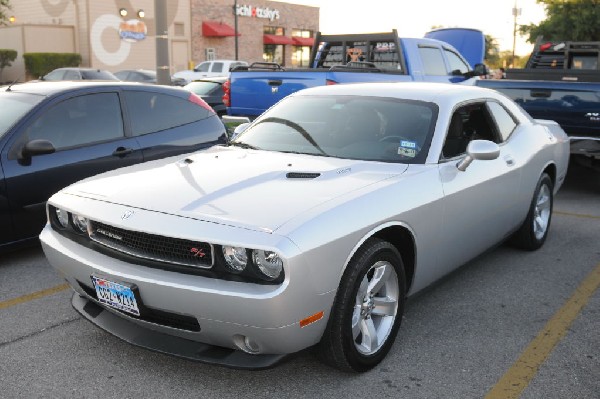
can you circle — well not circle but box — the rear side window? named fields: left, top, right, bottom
left=487, top=102, right=517, bottom=141
left=418, top=47, right=447, bottom=75
left=124, top=91, right=212, bottom=136
left=211, top=62, right=224, bottom=73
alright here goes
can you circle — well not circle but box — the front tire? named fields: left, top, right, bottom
left=510, top=173, right=554, bottom=250
left=317, top=238, right=406, bottom=372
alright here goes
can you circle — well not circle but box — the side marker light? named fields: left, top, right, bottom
left=299, top=311, right=324, bottom=328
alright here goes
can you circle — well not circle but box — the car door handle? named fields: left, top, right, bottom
left=112, top=147, right=134, bottom=157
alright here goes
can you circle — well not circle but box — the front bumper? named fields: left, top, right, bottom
left=72, top=294, right=287, bottom=369
left=40, top=225, right=336, bottom=368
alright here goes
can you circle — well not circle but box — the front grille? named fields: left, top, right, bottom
left=89, top=221, right=213, bottom=269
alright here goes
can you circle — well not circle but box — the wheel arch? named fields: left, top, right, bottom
left=542, top=162, right=556, bottom=188
left=373, top=225, right=416, bottom=293
left=346, top=223, right=416, bottom=294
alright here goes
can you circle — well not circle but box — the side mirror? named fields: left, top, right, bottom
left=221, top=115, right=251, bottom=140
left=21, top=139, right=56, bottom=159
left=472, top=63, right=488, bottom=76
left=456, top=140, right=500, bottom=171
left=231, top=123, right=250, bottom=140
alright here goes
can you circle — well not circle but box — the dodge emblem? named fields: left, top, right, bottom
left=121, top=210, right=135, bottom=220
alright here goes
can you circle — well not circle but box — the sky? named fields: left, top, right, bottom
left=273, top=0, right=547, bottom=56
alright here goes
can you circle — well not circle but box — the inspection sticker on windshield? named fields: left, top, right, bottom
left=91, top=276, right=140, bottom=316
left=398, top=140, right=417, bottom=158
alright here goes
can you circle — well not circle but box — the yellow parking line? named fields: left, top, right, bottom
left=0, top=283, right=70, bottom=310
left=485, top=262, right=600, bottom=399
left=554, top=210, right=600, bottom=220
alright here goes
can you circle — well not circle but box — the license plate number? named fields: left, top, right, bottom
left=91, top=276, right=140, bottom=316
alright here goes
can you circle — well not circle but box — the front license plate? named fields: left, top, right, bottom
left=91, top=276, right=140, bottom=316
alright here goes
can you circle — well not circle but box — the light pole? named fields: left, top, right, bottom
left=234, top=0, right=239, bottom=61
left=155, top=0, right=171, bottom=85
left=512, top=1, right=521, bottom=68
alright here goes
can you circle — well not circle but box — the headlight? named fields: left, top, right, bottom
left=252, top=250, right=283, bottom=280
left=55, top=208, right=69, bottom=228
left=222, top=246, right=248, bottom=272
left=72, top=214, right=89, bottom=234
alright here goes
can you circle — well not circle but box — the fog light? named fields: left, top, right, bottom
left=233, top=334, right=260, bottom=354
left=252, top=250, right=283, bottom=280
left=222, top=246, right=248, bottom=272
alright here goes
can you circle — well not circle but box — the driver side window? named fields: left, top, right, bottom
left=442, top=103, right=501, bottom=159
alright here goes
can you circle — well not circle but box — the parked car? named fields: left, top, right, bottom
left=40, top=82, right=569, bottom=372
left=183, top=77, right=227, bottom=116
left=114, top=69, right=187, bottom=86
left=41, top=68, right=119, bottom=81
left=0, top=81, right=227, bottom=252
left=173, top=60, right=248, bottom=84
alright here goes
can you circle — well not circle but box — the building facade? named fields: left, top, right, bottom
left=0, top=0, right=319, bottom=82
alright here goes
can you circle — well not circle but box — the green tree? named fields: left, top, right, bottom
left=0, top=0, right=12, bottom=26
left=520, top=0, right=600, bottom=42
left=485, top=35, right=501, bottom=68
left=0, top=49, right=17, bottom=82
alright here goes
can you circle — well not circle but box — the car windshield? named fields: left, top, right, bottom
left=233, top=95, right=437, bottom=163
left=0, top=92, right=43, bottom=138
left=184, top=81, right=220, bottom=95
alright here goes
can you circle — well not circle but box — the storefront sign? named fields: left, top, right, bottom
left=119, top=19, right=147, bottom=42
left=236, top=4, right=280, bottom=21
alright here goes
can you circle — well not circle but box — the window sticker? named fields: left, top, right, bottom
left=398, top=140, right=417, bottom=158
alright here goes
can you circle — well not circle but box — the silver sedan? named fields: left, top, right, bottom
left=40, top=82, right=570, bottom=372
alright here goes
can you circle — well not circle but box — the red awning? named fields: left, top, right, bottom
left=202, top=21, right=239, bottom=37
left=292, top=37, right=314, bottom=46
left=263, top=34, right=294, bottom=45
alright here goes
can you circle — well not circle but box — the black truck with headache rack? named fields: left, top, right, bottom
left=477, top=39, right=600, bottom=171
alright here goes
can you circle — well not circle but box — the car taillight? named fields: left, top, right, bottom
left=326, top=79, right=338, bottom=85
left=223, top=79, right=231, bottom=107
left=188, top=92, right=215, bottom=113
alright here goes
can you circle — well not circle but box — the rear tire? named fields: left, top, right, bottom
left=510, top=173, right=553, bottom=250
left=317, top=238, right=406, bottom=372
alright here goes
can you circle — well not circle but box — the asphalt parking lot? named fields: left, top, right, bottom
left=1, top=160, right=598, bottom=399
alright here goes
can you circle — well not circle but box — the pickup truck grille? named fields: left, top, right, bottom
left=89, top=221, right=213, bottom=269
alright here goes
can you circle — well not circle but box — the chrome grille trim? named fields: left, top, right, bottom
left=89, top=221, right=214, bottom=269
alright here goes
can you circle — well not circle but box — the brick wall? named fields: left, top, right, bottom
left=190, top=0, right=319, bottom=65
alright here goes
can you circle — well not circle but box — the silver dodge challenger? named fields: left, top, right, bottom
left=40, top=82, right=570, bottom=372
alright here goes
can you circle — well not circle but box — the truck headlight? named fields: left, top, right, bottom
left=252, top=250, right=283, bottom=280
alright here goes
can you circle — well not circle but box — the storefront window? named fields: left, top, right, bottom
left=264, top=44, right=284, bottom=64
left=291, top=29, right=312, bottom=68
left=292, top=46, right=310, bottom=67
left=263, top=26, right=286, bottom=65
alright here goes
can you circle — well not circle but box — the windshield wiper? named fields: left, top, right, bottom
left=229, top=141, right=260, bottom=150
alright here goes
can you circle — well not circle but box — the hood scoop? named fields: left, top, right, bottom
left=286, top=172, right=321, bottom=179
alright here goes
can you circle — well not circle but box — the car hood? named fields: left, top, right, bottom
left=65, top=146, right=409, bottom=233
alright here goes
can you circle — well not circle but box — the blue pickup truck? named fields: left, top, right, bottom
left=224, top=29, right=486, bottom=119
left=476, top=39, right=600, bottom=171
